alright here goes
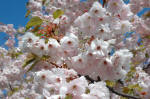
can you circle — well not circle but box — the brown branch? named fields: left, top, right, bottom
left=143, top=63, right=150, bottom=70
left=84, top=75, right=141, bottom=99
left=106, top=86, right=141, bottom=99
left=49, top=62, right=60, bottom=68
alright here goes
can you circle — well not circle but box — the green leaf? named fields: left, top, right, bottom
left=26, top=77, right=34, bottom=83
left=65, top=94, right=72, bottom=99
left=123, top=87, right=130, bottom=94
left=53, top=9, right=64, bottom=19
left=41, top=55, right=50, bottom=61
left=0, top=53, right=4, bottom=58
left=105, top=80, right=116, bottom=87
left=27, top=59, right=39, bottom=72
left=32, top=25, right=40, bottom=33
left=8, top=86, right=22, bottom=96
left=45, top=38, right=49, bottom=44
left=42, top=0, right=46, bottom=5
left=120, top=96, right=128, bottom=99
left=22, top=57, right=36, bottom=68
left=143, top=11, right=150, bottom=19
left=144, top=35, right=150, bottom=39
left=128, top=84, right=143, bottom=92
left=25, top=16, right=43, bottom=31
left=145, top=53, right=149, bottom=58
left=10, top=51, right=23, bottom=59
left=85, top=88, right=90, bottom=94
left=13, top=87, right=19, bottom=92
left=54, top=29, right=59, bottom=35
left=123, top=87, right=134, bottom=95
left=8, top=91, right=14, bottom=96
left=25, top=10, right=31, bottom=18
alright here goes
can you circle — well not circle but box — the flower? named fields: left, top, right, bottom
left=89, top=2, right=106, bottom=17
left=60, top=33, right=79, bottom=57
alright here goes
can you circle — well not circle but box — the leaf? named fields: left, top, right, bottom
left=22, top=57, right=36, bottom=68
left=9, top=51, right=23, bottom=59
left=8, top=86, right=22, bottom=96
left=42, top=0, right=46, bottom=5
left=145, top=53, right=149, bottom=58
left=15, top=52, right=23, bottom=58
left=123, top=87, right=134, bottom=95
left=45, top=38, right=49, bottom=44
left=41, top=55, right=50, bottom=61
left=120, top=96, right=128, bottom=99
left=8, top=91, right=14, bottom=96
left=32, top=25, right=40, bottom=33
left=27, top=59, right=39, bottom=72
left=13, top=87, right=19, bottom=92
left=128, top=84, right=143, bottom=92
left=0, top=53, right=4, bottom=58
left=123, top=87, right=130, bottom=94
left=54, top=29, right=59, bottom=35
left=53, top=9, right=64, bottom=19
left=105, top=80, right=116, bottom=87
left=26, top=77, right=34, bottom=83
left=25, top=16, right=43, bottom=31
left=144, top=35, right=150, bottom=39
left=25, top=10, right=31, bottom=18
left=85, top=87, right=90, bottom=94
left=143, top=11, right=150, bottom=19
left=65, top=94, right=72, bottom=99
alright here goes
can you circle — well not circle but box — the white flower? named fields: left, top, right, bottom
left=67, top=76, right=88, bottom=95
left=34, top=70, right=53, bottom=82
left=31, top=39, right=47, bottom=57
left=120, top=20, right=132, bottom=33
left=89, top=2, right=106, bottom=17
left=74, top=12, right=92, bottom=28
left=89, top=81, right=110, bottom=99
left=68, top=54, right=86, bottom=69
left=59, top=86, right=68, bottom=96
left=113, top=49, right=133, bottom=70
left=81, top=94, right=98, bottom=99
left=90, top=39, right=110, bottom=55
left=46, top=38, right=61, bottom=61
left=19, top=32, right=39, bottom=52
left=96, top=24, right=111, bottom=40
left=107, top=0, right=125, bottom=14
left=60, top=33, right=79, bottom=57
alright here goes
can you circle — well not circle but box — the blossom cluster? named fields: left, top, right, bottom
left=0, top=24, right=16, bottom=48
left=0, top=0, right=150, bottom=99
left=128, top=67, right=150, bottom=99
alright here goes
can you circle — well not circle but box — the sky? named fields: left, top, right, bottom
left=0, top=0, right=149, bottom=49
left=0, top=0, right=28, bottom=48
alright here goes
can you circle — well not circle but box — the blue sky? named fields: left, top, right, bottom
left=0, top=0, right=28, bottom=27
left=0, top=0, right=149, bottom=49
left=0, top=0, right=28, bottom=48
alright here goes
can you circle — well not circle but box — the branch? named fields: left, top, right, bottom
left=84, top=75, right=141, bottom=99
left=49, top=62, right=60, bottom=68
left=85, top=75, right=95, bottom=83
left=106, top=86, right=141, bottom=99
left=143, top=63, right=150, bottom=70
left=8, top=83, right=13, bottom=91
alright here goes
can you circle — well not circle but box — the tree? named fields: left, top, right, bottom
left=0, top=0, right=150, bottom=99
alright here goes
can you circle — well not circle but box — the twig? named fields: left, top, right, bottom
left=84, top=75, right=141, bottom=99
left=8, top=83, right=13, bottom=91
left=106, top=86, right=141, bottom=99
left=85, top=75, right=95, bottom=83
left=118, top=79, right=124, bottom=85
left=49, top=62, right=60, bottom=68
left=143, top=63, right=150, bottom=70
